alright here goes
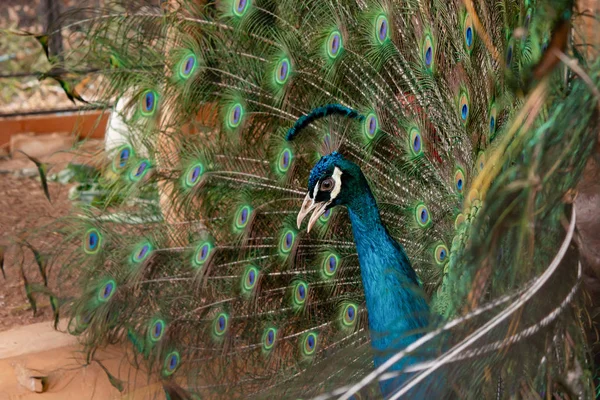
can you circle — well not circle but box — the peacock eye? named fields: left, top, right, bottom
left=320, top=178, right=335, bottom=192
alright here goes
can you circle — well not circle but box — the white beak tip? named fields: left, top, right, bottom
left=296, top=193, right=330, bottom=234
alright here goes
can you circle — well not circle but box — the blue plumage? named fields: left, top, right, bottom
left=21, top=0, right=598, bottom=398
left=300, top=152, right=431, bottom=395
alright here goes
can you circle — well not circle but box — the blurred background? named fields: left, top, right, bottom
left=1, top=0, right=87, bottom=114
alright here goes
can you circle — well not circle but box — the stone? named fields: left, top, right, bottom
left=13, top=363, right=47, bottom=393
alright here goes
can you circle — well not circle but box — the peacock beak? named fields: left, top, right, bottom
left=297, top=193, right=329, bottom=233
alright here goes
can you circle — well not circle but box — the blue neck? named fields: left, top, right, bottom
left=346, top=184, right=430, bottom=394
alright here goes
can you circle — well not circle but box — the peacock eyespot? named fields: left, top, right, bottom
left=235, top=205, right=252, bottom=230
left=213, top=313, right=229, bottom=336
left=327, top=30, right=343, bottom=59
left=163, top=351, right=180, bottom=376
left=409, top=128, right=423, bottom=156
left=242, top=265, right=259, bottom=292
left=140, top=90, right=158, bottom=116
left=84, top=228, right=102, bottom=254
left=277, top=148, right=292, bottom=173
left=434, top=244, right=449, bottom=265
left=129, top=160, right=151, bottom=182
left=275, top=57, right=291, bottom=85
left=184, top=163, right=204, bottom=188
left=319, top=208, right=332, bottom=223
left=98, top=280, right=116, bottom=302
left=489, top=104, right=497, bottom=134
left=458, top=91, right=469, bottom=123
left=118, top=147, right=131, bottom=168
left=454, top=213, right=465, bottom=229
left=136, top=162, right=148, bottom=176
left=375, top=15, right=389, bottom=44
left=423, top=35, right=435, bottom=69
left=463, top=14, right=474, bottom=52
left=193, top=242, right=213, bottom=267
left=302, top=332, right=318, bottom=356
left=227, top=103, right=244, bottom=129
left=179, top=54, right=197, bottom=79
left=113, top=145, right=133, bottom=172
left=342, top=303, right=358, bottom=327
left=78, top=313, right=93, bottom=328
left=293, top=281, right=308, bottom=306
left=466, top=27, right=473, bottom=47
left=280, top=229, right=295, bottom=255
left=233, top=0, right=250, bottom=17
left=149, top=319, right=166, bottom=342
left=363, top=113, right=379, bottom=140
left=132, top=242, right=152, bottom=263
left=415, top=203, right=431, bottom=227
left=477, top=152, right=485, bottom=171
left=323, top=253, right=339, bottom=277
left=454, top=168, right=465, bottom=194
left=119, top=148, right=130, bottom=167
left=263, top=327, right=277, bottom=351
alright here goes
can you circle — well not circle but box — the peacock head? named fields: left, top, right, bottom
left=297, top=151, right=365, bottom=232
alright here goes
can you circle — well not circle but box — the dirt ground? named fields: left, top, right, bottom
left=0, top=174, right=69, bottom=331
left=0, top=141, right=100, bottom=332
left=0, top=138, right=163, bottom=399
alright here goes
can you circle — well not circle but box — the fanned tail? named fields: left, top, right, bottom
left=14, top=0, right=600, bottom=398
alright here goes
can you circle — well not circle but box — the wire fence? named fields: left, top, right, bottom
left=0, top=0, right=158, bottom=116
left=1, top=0, right=78, bottom=115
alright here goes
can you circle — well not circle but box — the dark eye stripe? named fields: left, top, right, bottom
left=314, top=190, right=332, bottom=203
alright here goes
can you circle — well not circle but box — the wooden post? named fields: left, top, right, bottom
left=577, top=0, right=599, bottom=59
left=574, top=0, right=600, bottom=390
left=44, top=0, right=64, bottom=59
left=155, top=0, right=217, bottom=244
left=155, top=0, right=191, bottom=245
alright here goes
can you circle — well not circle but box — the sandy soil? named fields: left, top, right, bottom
left=0, top=141, right=100, bottom=332
left=0, top=321, right=157, bottom=399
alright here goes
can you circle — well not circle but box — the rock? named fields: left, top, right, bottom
left=13, top=363, right=48, bottom=393
left=31, top=376, right=46, bottom=393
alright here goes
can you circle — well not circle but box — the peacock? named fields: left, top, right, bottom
left=15, top=0, right=600, bottom=398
